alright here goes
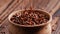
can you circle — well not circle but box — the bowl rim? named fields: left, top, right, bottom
left=8, top=9, right=52, bottom=27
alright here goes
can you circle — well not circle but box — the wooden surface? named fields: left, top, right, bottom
left=0, top=0, right=60, bottom=34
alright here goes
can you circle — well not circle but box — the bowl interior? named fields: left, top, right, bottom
left=8, top=9, right=52, bottom=27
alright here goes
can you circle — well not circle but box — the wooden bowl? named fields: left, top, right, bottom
left=8, top=9, right=52, bottom=27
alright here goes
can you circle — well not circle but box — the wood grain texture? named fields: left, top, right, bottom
left=0, top=0, right=12, bottom=15
left=49, top=2, right=60, bottom=16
